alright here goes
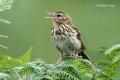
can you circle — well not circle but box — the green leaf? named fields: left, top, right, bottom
left=112, top=54, right=120, bottom=63
left=0, top=55, right=21, bottom=68
left=19, top=46, right=33, bottom=63
left=0, top=0, right=14, bottom=12
left=98, top=44, right=120, bottom=80
left=0, top=44, right=8, bottom=49
left=0, top=46, right=33, bottom=68
left=0, top=34, right=8, bottom=49
left=105, top=44, right=120, bottom=58
left=0, top=35, right=8, bottom=38
left=0, top=72, right=9, bottom=79
left=0, top=18, right=11, bottom=24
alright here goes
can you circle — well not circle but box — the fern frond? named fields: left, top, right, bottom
left=48, top=69, right=80, bottom=80
left=0, top=72, right=9, bottom=79
left=19, top=46, right=33, bottom=63
left=47, top=57, right=95, bottom=80
left=0, top=0, right=14, bottom=12
left=0, top=46, right=32, bottom=69
left=105, top=44, right=120, bottom=58
left=0, top=50, right=96, bottom=80
left=112, top=54, right=120, bottom=63
left=97, top=44, right=120, bottom=80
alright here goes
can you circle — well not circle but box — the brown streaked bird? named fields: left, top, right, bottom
left=47, top=11, right=90, bottom=61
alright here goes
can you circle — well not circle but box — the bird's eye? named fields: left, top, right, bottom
left=57, top=13, right=63, bottom=17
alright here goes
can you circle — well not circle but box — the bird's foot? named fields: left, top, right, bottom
left=70, top=54, right=79, bottom=58
left=75, top=54, right=79, bottom=58
left=78, top=56, right=83, bottom=59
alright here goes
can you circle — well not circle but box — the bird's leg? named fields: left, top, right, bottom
left=57, top=52, right=63, bottom=64
left=75, top=50, right=79, bottom=58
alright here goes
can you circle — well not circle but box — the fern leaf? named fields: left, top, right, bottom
left=97, top=44, right=120, bottom=80
left=0, top=72, right=9, bottom=79
left=112, top=54, right=120, bottom=63
left=105, top=44, right=120, bottom=58
left=19, top=46, right=33, bottom=63
left=0, top=0, right=14, bottom=12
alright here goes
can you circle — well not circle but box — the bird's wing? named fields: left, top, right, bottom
left=72, top=27, right=85, bottom=50
left=72, top=27, right=90, bottom=60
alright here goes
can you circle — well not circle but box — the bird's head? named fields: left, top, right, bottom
left=47, top=11, right=72, bottom=25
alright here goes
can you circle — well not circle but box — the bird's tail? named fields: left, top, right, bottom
left=78, top=50, right=90, bottom=60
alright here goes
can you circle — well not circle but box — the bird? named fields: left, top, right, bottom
left=47, top=10, right=90, bottom=61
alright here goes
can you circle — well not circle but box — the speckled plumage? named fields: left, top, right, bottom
left=49, top=11, right=90, bottom=60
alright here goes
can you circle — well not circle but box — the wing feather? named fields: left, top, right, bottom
left=72, top=27, right=85, bottom=50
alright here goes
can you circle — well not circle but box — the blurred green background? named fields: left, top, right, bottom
left=0, top=0, right=120, bottom=63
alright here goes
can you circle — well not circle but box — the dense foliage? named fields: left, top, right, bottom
left=0, top=0, right=120, bottom=80
left=0, top=44, right=120, bottom=80
left=96, top=44, right=120, bottom=80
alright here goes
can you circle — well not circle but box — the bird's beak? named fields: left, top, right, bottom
left=45, top=12, right=55, bottom=19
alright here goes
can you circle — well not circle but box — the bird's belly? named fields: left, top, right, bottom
left=54, top=36, right=81, bottom=54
